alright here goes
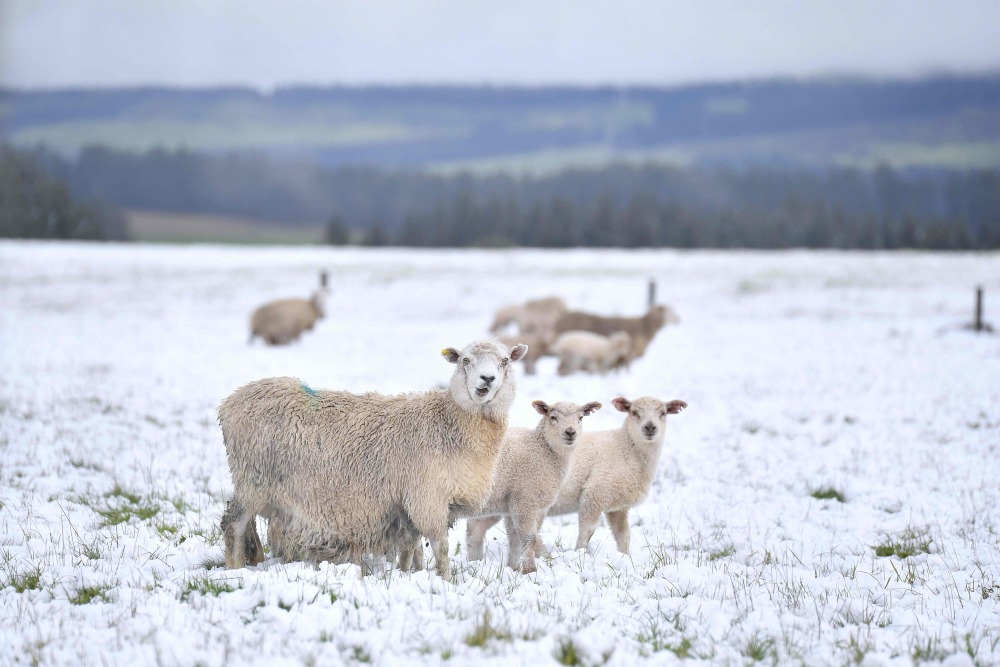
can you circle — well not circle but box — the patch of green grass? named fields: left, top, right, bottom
left=69, top=584, right=111, bottom=605
left=743, top=634, right=777, bottom=663
left=180, top=576, right=238, bottom=601
left=555, top=638, right=583, bottom=665
left=465, top=610, right=512, bottom=648
left=708, top=545, right=736, bottom=561
left=874, top=526, right=932, bottom=559
left=97, top=485, right=161, bottom=527
left=6, top=568, right=42, bottom=592
left=811, top=487, right=846, bottom=503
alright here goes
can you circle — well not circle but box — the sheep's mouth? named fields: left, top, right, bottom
left=475, top=387, right=491, bottom=397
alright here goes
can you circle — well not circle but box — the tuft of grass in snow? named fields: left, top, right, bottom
left=464, top=610, right=512, bottom=648
left=96, top=485, right=160, bottom=527
left=180, top=576, right=239, bottom=601
left=69, top=584, right=112, bottom=605
left=743, top=633, right=777, bottom=663
left=554, top=638, right=583, bottom=665
left=810, top=487, right=846, bottom=502
left=4, top=567, right=43, bottom=593
left=873, top=526, right=932, bottom=558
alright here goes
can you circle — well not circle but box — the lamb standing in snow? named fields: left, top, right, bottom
left=541, top=396, right=687, bottom=554
left=249, top=290, right=327, bottom=346
left=465, top=399, right=602, bottom=573
left=550, top=330, right=631, bottom=375
left=218, top=339, right=528, bottom=579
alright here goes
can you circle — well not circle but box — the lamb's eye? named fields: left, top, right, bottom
left=631, top=410, right=639, bottom=418
left=501, top=358, right=509, bottom=367
left=550, top=416, right=558, bottom=423
left=462, top=357, right=471, bottom=366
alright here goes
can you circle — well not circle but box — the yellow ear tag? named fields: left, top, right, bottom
left=441, top=349, right=450, bottom=356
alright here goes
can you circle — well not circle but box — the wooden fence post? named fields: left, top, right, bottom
left=975, top=286, right=983, bottom=332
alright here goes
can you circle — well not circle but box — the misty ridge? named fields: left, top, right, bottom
left=1, top=74, right=999, bottom=248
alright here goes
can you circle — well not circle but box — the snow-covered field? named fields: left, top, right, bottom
left=1, top=241, right=998, bottom=667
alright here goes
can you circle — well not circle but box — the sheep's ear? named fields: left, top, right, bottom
left=581, top=401, right=602, bottom=416
left=665, top=400, right=687, bottom=414
left=612, top=397, right=632, bottom=413
left=509, top=343, right=529, bottom=362
left=442, top=347, right=461, bottom=364
left=531, top=400, right=550, bottom=416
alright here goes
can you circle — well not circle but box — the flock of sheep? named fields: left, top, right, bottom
left=491, top=296, right=679, bottom=376
left=223, top=282, right=685, bottom=578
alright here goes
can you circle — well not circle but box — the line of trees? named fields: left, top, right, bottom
left=0, top=146, right=128, bottom=240
left=333, top=188, right=992, bottom=250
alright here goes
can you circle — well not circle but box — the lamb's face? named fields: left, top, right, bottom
left=443, top=339, right=528, bottom=406
left=533, top=400, right=602, bottom=448
left=613, top=396, right=687, bottom=444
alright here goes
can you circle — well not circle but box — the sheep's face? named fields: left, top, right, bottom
left=613, top=396, right=687, bottom=444
left=533, top=400, right=602, bottom=447
left=443, top=339, right=528, bottom=406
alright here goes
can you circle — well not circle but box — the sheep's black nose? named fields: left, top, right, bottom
left=564, top=428, right=576, bottom=440
left=643, top=422, right=657, bottom=436
left=480, top=375, right=495, bottom=384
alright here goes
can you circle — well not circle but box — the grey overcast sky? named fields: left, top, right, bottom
left=2, top=0, right=999, bottom=89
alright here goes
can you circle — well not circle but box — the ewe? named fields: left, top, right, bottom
left=542, top=396, right=687, bottom=553
left=249, top=290, right=326, bottom=346
left=466, top=399, right=601, bottom=573
left=218, top=339, right=528, bottom=580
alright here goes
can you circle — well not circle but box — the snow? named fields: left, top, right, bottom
left=1, top=240, right=998, bottom=666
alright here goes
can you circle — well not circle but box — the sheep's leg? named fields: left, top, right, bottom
left=534, top=513, right=552, bottom=558
left=508, top=512, right=538, bottom=574
left=606, top=509, right=630, bottom=554
left=221, top=498, right=254, bottom=569
left=575, top=501, right=603, bottom=552
left=245, top=520, right=265, bottom=566
left=466, top=516, right=501, bottom=561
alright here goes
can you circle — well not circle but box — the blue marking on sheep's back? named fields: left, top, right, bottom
left=301, top=382, right=319, bottom=398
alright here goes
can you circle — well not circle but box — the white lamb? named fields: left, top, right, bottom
left=218, top=338, right=528, bottom=580
left=550, top=330, right=632, bottom=376
left=540, top=396, right=687, bottom=554
left=465, top=399, right=602, bottom=573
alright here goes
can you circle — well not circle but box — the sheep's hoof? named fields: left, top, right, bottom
left=518, top=563, right=537, bottom=574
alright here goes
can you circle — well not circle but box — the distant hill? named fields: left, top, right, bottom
left=3, top=75, right=1000, bottom=171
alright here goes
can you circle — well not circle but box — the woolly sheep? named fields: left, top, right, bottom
left=550, top=330, right=631, bottom=376
left=218, top=338, right=529, bottom=580
left=465, top=399, right=601, bottom=573
left=490, top=296, right=567, bottom=335
left=249, top=290, right=327, bottom=346
left=541, top=396, right=687, bottom=554
left=497, top=332, right=553, bottom=375
left=553, top=304, right=677, bottom=361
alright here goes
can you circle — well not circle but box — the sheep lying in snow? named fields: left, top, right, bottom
left=553, top=304, right=677, bottom=362
left=490, top=296, right=567, bottom=335
left=540, top=396, right=687, bottom=554
left=550, top=330, right=631, bottom=376
left=218, top=338, right=528, bottom=579
left=249, top=290, right=327, bottom=346
left=465, top=399, right=601, bottom=573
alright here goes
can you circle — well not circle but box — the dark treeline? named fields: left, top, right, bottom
left=0, top=146, right=128, bottom=240
left=366, top=188, right=993, bottom=249
left=14, top=144, right=1000, bottom=249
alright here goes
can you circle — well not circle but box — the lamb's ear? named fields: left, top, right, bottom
left=581, top=401, right=602, bottom=416
left=442, top=347, right=461, bottom=364
left=509, top=343, right=529, bottom=362
left=612, top=397, right=632, bottom=413
left=531, top=400, right=550, bottom=416
left=665, top=400, right=687, bottom=414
